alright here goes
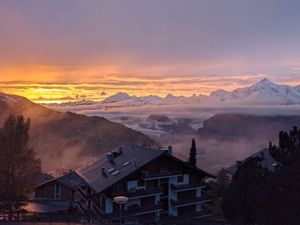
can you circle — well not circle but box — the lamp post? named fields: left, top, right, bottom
left=113, top=196, right=128, bottom=225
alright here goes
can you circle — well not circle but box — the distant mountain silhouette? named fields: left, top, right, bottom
left=0, top=93, right=155, bottom=172
left=198, top=113, right=300, bottom=141
left=192, top=113, right=300, bottom=172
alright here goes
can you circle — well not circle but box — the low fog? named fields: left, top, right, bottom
left=49, top=103, right=300, bottom=173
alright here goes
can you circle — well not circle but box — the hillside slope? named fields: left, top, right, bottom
left=0, top=93, right=155, bottom=172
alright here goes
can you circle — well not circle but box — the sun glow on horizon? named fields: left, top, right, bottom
left=1, top=67, right=299, bottom=104
left=0, top=80, right=241, bottom=104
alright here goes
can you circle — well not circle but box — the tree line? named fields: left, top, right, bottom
left=211, top=127, right=300, bottom=225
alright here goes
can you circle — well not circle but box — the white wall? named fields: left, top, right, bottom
left=196, top=203, right=202, bottom=212
left=155, top=194, right=160, bottom=204
left=105, top=197, right=113, bottom=213
left=196, top=187, right=202, bottom=198
left=183, top=174, right=189, bottom=184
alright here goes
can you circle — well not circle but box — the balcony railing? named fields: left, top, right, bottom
left=170, top=195, right=212, bottom=207
left=170, top=182, right=205, bottom=192
left=142, top=170, right=182, bottom=179
left=105, top=204, right=163, bottom=217
left=112, top=187, right=163, bottom=199
left=126, top=203, right=163, bottom=216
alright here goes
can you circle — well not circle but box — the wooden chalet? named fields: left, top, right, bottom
left=35, top=144, right=214, bottom=220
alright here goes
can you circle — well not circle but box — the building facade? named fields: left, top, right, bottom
left=35, top=144, right=213, bottom=220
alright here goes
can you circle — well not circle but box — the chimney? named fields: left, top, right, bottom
left=101, top=168, right=106, bottom=175
left=106, top=152, right=114, bottom=162
left=167, top=146, right=173, bottom=155
left=119, top=146, right=123, bottom=154
left=260, top=152, right=265, bottom=160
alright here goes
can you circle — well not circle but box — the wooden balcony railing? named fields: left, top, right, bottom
left=126, top=203, right=163, bottom=216
left=142, top=170, right=182, bottom=179
left=105, top=203, right=163, bottom=217
left=170, top=195, right=212, bottom=207
left=112, top=187, right=163, bottom=199
left=170, top=182, right=205, bottom=192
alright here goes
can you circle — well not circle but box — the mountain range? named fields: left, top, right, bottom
left=195, top=113, right=300, bottom=171
left=0, top=93, right=155, bottom=172
left=53, top=79, right=300, bottom=107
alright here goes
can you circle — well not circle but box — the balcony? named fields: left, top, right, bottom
left=170, top=182, right=205, bottom=192
left=105, top=204, right=163, bottom=217
left=112, top=187, right=163, bottom=199
left=142, top=170, right=182, bottom=179
left=170, top=195, right=212, bottom=207
left=126, top=203, right=163, bottom=216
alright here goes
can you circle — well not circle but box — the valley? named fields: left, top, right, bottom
left=45, top=79, right=300, bottom=173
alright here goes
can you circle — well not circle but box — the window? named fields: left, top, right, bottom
left=54, top=183, right=61, bottom=200
left=177, top=175, right=184, bottom=183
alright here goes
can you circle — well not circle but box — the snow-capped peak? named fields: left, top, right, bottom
left=102, top=92, right=134, bottom=103
left=164, top=93, right=176, bottom=100
left=256, top=78, right=275, bottom=85
left=210, top=89, right=230, bottom=97
left=209, top=79, right=300, bottom=104
left=74, top=79, right=300, bottom=106
left=249, top=78, right=278, bottom=90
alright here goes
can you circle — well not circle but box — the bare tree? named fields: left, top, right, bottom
left=0, top=115, right=41, bottom=220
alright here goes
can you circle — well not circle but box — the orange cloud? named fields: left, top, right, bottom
left=0, top=72, right=269, bottom=104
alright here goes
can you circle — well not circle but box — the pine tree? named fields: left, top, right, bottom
left=188, top=138, right=197, bottom=167
left=208, top=168, right=230, bottom=218
left=221, top=156, right=268, bottom=224
left=0, top=115, right=41, bottom=220
left=222, top=127, right=300, bottom=225
left=268, top=126, right=300, bottom=224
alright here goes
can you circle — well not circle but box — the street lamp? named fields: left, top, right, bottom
left=113, top=196, right=128, bottom=225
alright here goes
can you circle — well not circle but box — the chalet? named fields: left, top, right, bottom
left=226, top=148, right=278, bottom=175
left=34, top=144, right=214, bottom=220
left=35, top=171, right=86, bottom=201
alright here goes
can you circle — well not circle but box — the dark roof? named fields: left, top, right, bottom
left=35, top=144, right=214, bottom=193
left=77, top=144, right=215, bottom=193
left=36, top=171, right=86, bottom=189
left=34, top=172, right=54, bottom=184
left=77, top=144, right=165, bottom=193
left=164, top=154, right=215, bottom=179
left=226, top=148, right=277, bottom=174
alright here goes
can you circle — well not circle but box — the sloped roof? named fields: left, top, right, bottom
left=35, top=144, right=214, bottom=193
left=164, top=153, right=215, bottom=179
left=226, top=148, right=277, bottom=174
left=36, top=171, right=86, bottom=189
left=77, top=144, right=164, bottom=193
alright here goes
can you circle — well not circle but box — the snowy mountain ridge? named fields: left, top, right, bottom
left=101, top=79, right=300, bottom=105
left=42, top=79, right=300, bottom=107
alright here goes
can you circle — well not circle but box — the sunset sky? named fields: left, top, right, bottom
left=1, top=0, right=300, bottom=103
